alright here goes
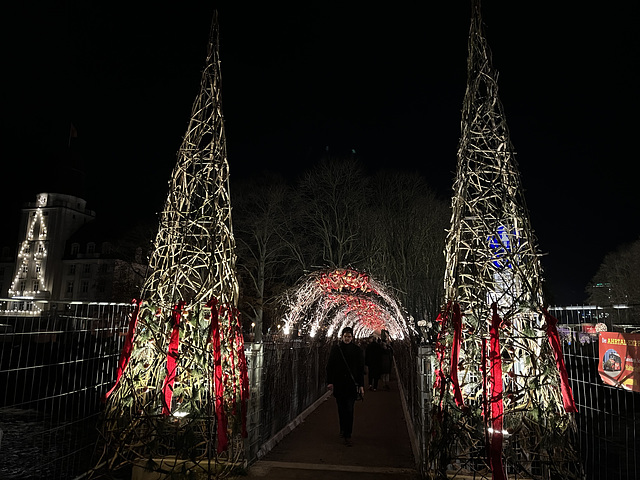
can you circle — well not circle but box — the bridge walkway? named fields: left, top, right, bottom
left=239, top=373, right=421, bottom=479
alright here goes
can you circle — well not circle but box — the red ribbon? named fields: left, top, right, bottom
left=482, top=337, right=490, bottom=462
left=489, top=304, right=507, bottom=480
left=104, top=298, right=142, bottom=399
left=161, top=301, right=184, bottom=416
left=542, top=308, right=578, bottom=413
left=433, top=302, right=452, bottom=408
left=449, top=303, right=464, bottom=408
left=208, top=298, right=228, bottom=453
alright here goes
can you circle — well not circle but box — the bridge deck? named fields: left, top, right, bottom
left=241, top=373, right=420, bottom=479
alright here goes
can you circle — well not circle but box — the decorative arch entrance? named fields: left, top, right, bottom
left=279, top=268, right=415, bottom=341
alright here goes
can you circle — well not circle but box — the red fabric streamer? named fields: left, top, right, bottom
left=542, top=308, right=578, bottom=413
left=489, top=304, right=507, bottom=480
left=162, top=301, right=184, bottom=416
left=482, top=337, right=490, bottom=462
left=226, top=309, right=237, bottom=415
left=208, top=298, right=228, bottom=453
left=449, top=303, right=465, bottom=408
left=433, top=302, right=452, bottom=407
left=104, top=298, right=143, bottom=399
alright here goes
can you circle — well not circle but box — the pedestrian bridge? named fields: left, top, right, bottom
left=241, top=366, right=419, bottom=480
left=0, top=302, right=637, bottom=479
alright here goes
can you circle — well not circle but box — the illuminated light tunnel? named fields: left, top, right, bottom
left=280, top=268, right=415, bottom=341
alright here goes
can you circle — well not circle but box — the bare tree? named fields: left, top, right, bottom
left=232, top=173, right=291, bottom=339
left=293, top=156, right=368, bottom=269
left=363, top=170, right=449, bottom=322
left=587, top=237, right=640, bottom=310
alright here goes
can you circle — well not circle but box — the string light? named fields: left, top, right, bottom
left=9, top=207, right=48, bottom=309
left=281, top=268, right=413, bottom=341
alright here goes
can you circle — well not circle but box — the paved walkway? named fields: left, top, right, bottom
left=240, top=373, right=421, bottom=479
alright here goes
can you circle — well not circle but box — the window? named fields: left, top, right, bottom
left=69, top=264, right=76, bottom=275
left=33, top=281, right=39, bottom=292
left=35, top=263, right=41, bottom=274
left=83, top=264, right=91, bottom=274
left=66, top=281, right=74, bottom=294
left=71, top=243, right=80, bottom=255
left=20, top=280, right=26, bottom=292
left=21, top=264, right=28, bottom=274
left=98, top=263, right=108, bottom=274
left=81, top=280, right=89, bottom=294
left=87, top=242, right=96, bottom=254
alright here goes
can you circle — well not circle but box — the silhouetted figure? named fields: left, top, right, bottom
left=380, top=338, right=393, bottom=390
left=326, top=327, right=365, bottom=446
left=365, top=337, right=383, bottom=391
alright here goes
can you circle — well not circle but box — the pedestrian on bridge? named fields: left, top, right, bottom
left=326, top=326, right=365, bottom=446
left=365, top=336, right=383, bottom=391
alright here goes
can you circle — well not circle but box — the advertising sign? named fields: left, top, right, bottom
left=598, top=332, right=640, bottom=392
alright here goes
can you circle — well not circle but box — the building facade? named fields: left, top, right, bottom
left=1, top=192, right=147, bottom=315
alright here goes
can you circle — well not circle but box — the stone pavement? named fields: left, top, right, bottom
left=238, top=373, right=421, bottom=479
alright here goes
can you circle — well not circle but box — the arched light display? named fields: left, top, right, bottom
left=281, top=268, right=413, bottom=341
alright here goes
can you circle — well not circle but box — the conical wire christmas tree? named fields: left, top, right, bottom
left=430, top=2, right=583, bottom=479
left=98, top=11, right=249, bottom=477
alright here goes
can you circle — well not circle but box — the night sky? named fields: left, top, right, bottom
left=2, top=2, right=639, bottom=305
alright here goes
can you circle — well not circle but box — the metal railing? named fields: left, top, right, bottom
left=0, top=302, right=131, bottom=479
left=2, top=303, right=637, bottom=480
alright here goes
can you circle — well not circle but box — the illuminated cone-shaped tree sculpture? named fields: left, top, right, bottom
left=430, top=2, right=582, bottom=479
left=100, top=12, right=249, bottom=476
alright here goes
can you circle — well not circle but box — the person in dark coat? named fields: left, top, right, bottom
left=380, top=338, right=393, bottom=390
left=365, top=336, right=383, bottom=391
left=326, top=326, right=365, bottom=446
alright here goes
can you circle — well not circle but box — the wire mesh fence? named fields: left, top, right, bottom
left=0, top=302, right=132, bottom=480
left=0, top=305, right=333, bottom=479
left=551, top=306, right=639, bottom=480
left=247, top=337, right=332, bottom=461
left=2, top=302, right=637, bottom=479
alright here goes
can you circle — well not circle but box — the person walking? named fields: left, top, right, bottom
left=380, top=337, right=393, bottom=390
left=365, top=336, right=383, bottom=391
left=326, top=327, right=365, bottom=446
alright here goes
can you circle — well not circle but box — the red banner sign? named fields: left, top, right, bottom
left=598, top=332, right=640, bottom=392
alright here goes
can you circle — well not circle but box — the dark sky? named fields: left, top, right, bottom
left=2, top=2, right=639, bottom=305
